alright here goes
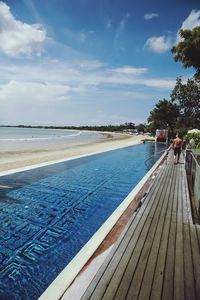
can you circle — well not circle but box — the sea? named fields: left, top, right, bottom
left=0, top=126, right=106, bottom=151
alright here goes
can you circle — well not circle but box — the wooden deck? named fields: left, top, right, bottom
left=81, top=151, right=200, bottom=300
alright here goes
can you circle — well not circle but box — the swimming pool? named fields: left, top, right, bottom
left=0, top=142, right=166, bottom=299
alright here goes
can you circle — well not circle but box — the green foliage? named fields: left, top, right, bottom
left=136, top=123, right=147, bottom=132
left=175, top=128, right=189, bottom=139
left=171, top=27, right=200, bottom=80
left=185, top=132, right=200, bottom=149
left=6, top=123, right=139, bottom=133
left=170, top=77, right=200, bottom=128
left=148, top=27, right=200, bottom=133
left=147, top=98, right=180, bottom=132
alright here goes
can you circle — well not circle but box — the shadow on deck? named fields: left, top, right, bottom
left=80, top=150, right=200, bottom=300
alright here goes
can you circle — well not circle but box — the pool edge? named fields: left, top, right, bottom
left=39, top=149, right=168, bottom=300
left=0, top=140, right=142, bottom=177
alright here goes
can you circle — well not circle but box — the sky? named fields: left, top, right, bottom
left=0, top=0, right=200, bottom=126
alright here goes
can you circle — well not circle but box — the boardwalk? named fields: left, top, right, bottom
left=81, top=151, right=200, bottom=300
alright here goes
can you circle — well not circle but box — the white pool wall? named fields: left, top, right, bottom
left=39, top=148, right=167, bottom=300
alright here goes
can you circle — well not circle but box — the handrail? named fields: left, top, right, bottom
left=185, top=149, right=200, bottom=220
left=187, top=150, right=200, bottom=169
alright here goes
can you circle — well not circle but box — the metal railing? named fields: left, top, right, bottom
left=185, top=149, right=200, bottom=219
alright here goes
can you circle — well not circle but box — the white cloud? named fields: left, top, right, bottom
left=78, top=60, right=104, bottom=71
left=114, top=13, right=130, bottom=44
left=0, top=1, right=46, bottom=57
left=140, top=78, right=175, bottom=89
left=0, top=58, right=176, bottom=125
left=64, top=27, right=94, bottom=45
left=146, top=35, right=172, bottom=53
left=176, top=9, right=200, bottom=43
left=119, top=13, right=130, bottom=32
left=112, top=66, right=148, bottom=75
left=181, top=9, right=200, bottom=30
left=0, top=59, right=174, bottom=92
left=0, top=80, right=73, bottom=125
left=145, top=10, right=200, bottom=53
left=144, top=13, right=159, bottom=20
left=0, top=80, right=74, bottom=107
left=22, top=0, right=42, bottom=23
left=102, top=74, right=175, bottom=89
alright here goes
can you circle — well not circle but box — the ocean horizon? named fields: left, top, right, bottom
left=0, top=126, right=105, bottom=151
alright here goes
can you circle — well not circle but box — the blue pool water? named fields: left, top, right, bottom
left=0, top=142, right=166, bottom=299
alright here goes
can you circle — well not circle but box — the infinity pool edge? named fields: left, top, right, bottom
left=39, top=148, right=168, bottom=300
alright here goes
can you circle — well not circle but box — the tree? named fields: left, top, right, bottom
left=125, top=122, right=135, bottom=129
left=171, top=27, right=200, bottom=80
left=170, top=77, right=200, bottom=128
left=148, top=99, right=180, bottom=132
left=136, top=123, right=147, bottom=133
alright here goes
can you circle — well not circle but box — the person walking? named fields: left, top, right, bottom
left=172, top=134, right=182, bottom=164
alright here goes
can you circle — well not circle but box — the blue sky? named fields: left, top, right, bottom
left=0, top=0, right=200, bottom=126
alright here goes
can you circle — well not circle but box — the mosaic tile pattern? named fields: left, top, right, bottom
left=0, top=143, right=166, bottom=299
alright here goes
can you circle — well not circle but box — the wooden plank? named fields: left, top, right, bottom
left=195, top=224, right=200, bottom=250
left=178, top=162, right=196, bottom=300
left=150, top=164, right=176, bottom=300
left=138, top=164, right=176, bottom=300
left=161, top=164, right=179, bottom=300
left=110, top=164, right=172, bottom=300
left=85, top=166, right=164, bottom=299
left=183, top=224, right=196, bottom=300
left=182, top=162, right=193, bottom=225
left=82, top=158, right=170, bottom=300
left=81, top=150, right=199, bottom=300
left=120, top=188, right=166, bottom=300
left=174, top=163, right=184, bottom=300
left=190, top=225, right=200, bottom=297
left=130, top=162, right=175, bottom=299
left=100, top=172, right=168, bottom=300
left=80, top=208, right=138, bottom=300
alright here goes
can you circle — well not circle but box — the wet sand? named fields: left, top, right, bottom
left=0, top=132, right=151, bottom=172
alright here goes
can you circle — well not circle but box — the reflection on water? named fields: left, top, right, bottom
left=145, top=142, right=167, bottom=169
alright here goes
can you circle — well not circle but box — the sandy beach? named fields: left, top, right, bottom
left=0, top=132, right=152, bottom=172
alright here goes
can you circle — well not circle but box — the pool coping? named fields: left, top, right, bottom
left=38, top=146, right=168, bottom=300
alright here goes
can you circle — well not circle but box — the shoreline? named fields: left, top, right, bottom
left=0, top=132, right=153, bottom=172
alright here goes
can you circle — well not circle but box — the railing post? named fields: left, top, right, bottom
left=185, top=149, right=200, bottom=220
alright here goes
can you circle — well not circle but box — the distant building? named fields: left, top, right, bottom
left=123, top=129, right=138, bottom=135
left=156, top=129, right=168, bottom=143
